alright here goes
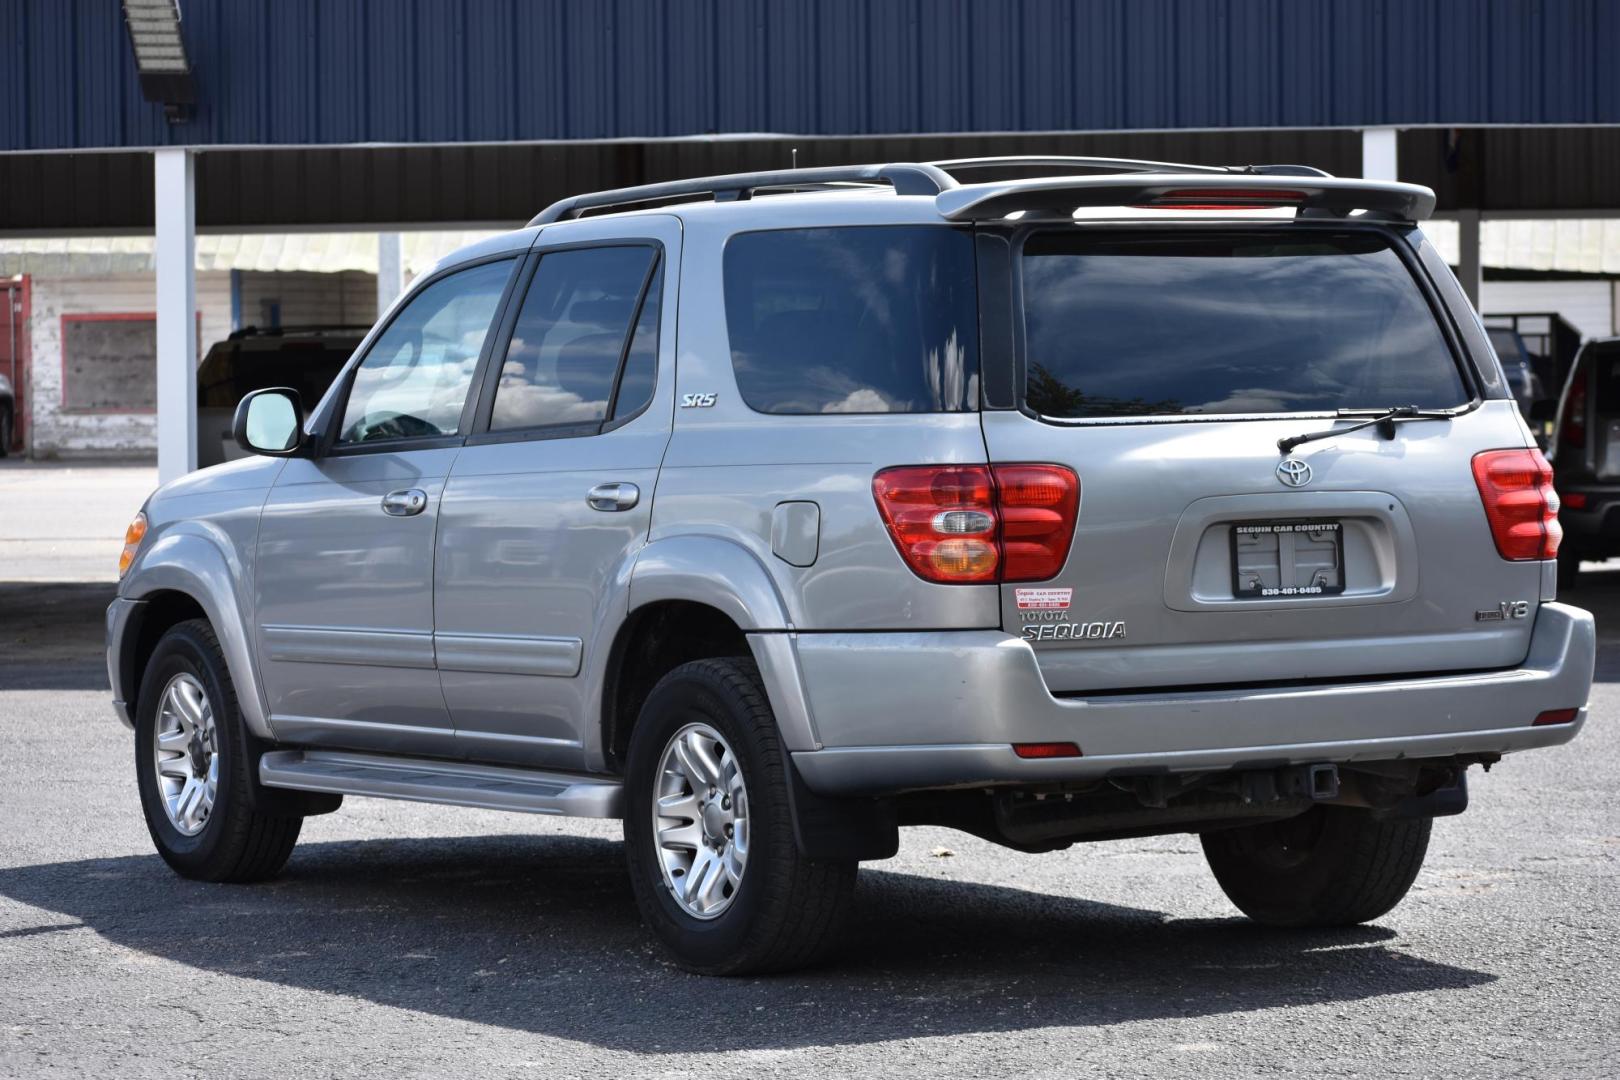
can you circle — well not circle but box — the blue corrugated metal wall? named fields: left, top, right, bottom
left=3, top=0, right=1617, bottom=152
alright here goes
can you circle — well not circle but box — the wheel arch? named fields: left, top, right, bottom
left=599, top=536, right=818, bottom=770
left=119, top=525, right=271, bottom=739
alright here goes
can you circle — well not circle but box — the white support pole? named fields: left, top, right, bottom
left=1361, top=126, right=1399, bottom=181
left=377, top=232, right=404, bottom=317
left=154, top=148, right=197, bottom=484
left=1456, top=209, right=1483, bottom=312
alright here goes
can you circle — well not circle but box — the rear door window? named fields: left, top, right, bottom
left=1019, top=231, right=1469, bottom=419
left=724, top=226, right=978, bottom=414
left=490, top=245, right=660, bottom=432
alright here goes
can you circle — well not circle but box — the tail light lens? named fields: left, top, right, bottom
left=1561, top=363, right=1588, bottom=450
left=1471, top=449, right=1562, bottom=561
left=118, top=511, right=147, bottom=578
left=995, top=464, right=1082, bottom=580
left=872, top=464, right=1079, bottom=584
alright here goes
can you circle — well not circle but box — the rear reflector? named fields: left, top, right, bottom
left=1013, top=741, right=1083, bottom=759
left=1471, top=448, right=1562, bottom=561
left=872, top=463, right=1079, bottom=584
left=1532, top=708, right=1579, bottom=726
left=1563, top=491, right=1588, bottom=510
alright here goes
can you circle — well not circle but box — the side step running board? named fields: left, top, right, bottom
left=259, top=750, right=623, bottom=819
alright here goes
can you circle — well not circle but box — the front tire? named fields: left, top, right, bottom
left=623, top=657, right=856, bottom=975
left=134, top=619, right=302, bottom=883
left=1201, top=806, right=1430, bottom=927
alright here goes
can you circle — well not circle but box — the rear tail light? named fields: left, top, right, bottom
left=1472, top=449, right=1561, bottom=561
left=872, top=464, right=1079, bottom=584
left=1532, top=708, right=1579, bottom=726
left=1561, top=365, right=1587, bottom=450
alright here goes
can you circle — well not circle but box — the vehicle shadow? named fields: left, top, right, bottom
left=0, top=833, right=1494, bottom=1051
left=1562, top=570, right=1620, bottom=682
left=0, top=581, right=114, bottom=691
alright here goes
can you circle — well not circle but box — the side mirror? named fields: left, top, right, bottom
left=232, top=388, right=306, bottom=457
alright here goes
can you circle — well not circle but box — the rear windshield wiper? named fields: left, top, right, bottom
left=1277, top=405, right=1455, bottom=454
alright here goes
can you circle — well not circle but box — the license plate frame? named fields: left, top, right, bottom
left=1229, top=518, right=1347, bottom=600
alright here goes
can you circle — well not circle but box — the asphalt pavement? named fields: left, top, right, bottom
left=1, top=464, right=1617, bottom=1078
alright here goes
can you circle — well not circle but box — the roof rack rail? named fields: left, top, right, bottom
left=227, top=324, right=372, bottom=339
left=928, top=154, right=1230, bottom=176
left=528, top=163, right=956, bottom=226
left=929, top=156, right=1334, bottom=180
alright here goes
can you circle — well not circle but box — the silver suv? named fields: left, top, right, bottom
left=108, top=157, right=1595, bottom=974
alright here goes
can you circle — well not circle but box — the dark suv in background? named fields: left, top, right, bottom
left=1548, top=336, right=1620, bottom=575
left=195, top=326, right=366, bottom=468
left=1487, top=325, right=1545, bottom=419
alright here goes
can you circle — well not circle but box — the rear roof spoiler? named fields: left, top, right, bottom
left=936, top=174, right=1436, bottom=222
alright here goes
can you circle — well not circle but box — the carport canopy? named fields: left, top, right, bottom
left=4, top=0, right=1618, bottom=480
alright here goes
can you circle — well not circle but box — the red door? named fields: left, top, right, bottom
left=1, top=279, right=26, bottom=455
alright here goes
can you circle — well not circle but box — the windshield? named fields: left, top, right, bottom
left=1019, top=230, right=1470, bottom=419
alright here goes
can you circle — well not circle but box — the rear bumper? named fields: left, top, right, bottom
left=789, top=602, right=1595, bottom=796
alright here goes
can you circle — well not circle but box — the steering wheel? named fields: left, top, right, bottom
left=358, top=411, right=441, bottom=441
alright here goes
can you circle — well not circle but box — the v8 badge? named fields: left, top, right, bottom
left=1475, top=600, right=1530, bottom=622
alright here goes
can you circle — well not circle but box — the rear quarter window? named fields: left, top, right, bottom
left=1020, top=230, right=1470, bottom=419
left=723, top=226, right=979, bottom=414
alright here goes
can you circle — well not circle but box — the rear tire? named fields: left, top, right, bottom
left=134, top=619, right=302, bottom=883
left=1200, top=806, right=1430, bottom=927
left=0, top=403, right=13, bottom=458
left=1558, top=546, right=1582, bottom=583
left=623, top=657, right=856, bottom=975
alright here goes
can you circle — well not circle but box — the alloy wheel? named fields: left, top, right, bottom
left=652, top=722, right=749, bottom=919
left=152, top=672, right=219, bottom=836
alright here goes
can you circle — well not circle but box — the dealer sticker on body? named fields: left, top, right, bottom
left=1015, top=587, right=1072, bottom=610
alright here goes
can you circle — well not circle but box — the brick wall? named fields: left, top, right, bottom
left=26, top=270, right=376, bottom=458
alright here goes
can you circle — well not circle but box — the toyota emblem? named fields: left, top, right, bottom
left=1276, top=457, right=1312, bottom=487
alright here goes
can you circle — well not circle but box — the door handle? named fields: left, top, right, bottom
left=381, top=488, right=428, bottom=517
left=586, top=482, right=640, bottom=512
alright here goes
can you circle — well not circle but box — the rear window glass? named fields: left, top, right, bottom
left=724, top=226, right=978, bottom=414
left=1020, top=231, right=1469, bottom=418
left=1591, top=349, right=1620, bottom=413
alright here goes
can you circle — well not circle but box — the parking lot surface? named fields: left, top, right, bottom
left=1, top=466, right=1617, bottom=1078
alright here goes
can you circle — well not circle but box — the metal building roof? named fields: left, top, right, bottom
left=4, top=0, right=1618, bottom=153
left=0, top=232, right=500, bottom=277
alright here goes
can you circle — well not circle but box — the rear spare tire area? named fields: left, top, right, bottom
left=623, top=657, right=856, bottom=975
left=134, top=619, right=304, bottom=883
left=1200, top=805, right=1431, bottom=927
